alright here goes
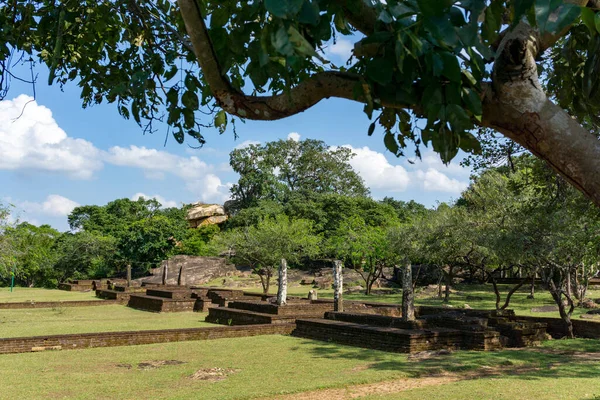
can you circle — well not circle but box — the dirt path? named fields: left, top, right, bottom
left=258, top=375, right=460, bottom=400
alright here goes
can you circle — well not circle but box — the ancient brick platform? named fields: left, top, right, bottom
left=0, top=324, right=295, bottom=355
left=95, top=289, right=133, bottom=304
left=127, top=294, right=196, bottom=313
left=58, top=280, right=94, bottom=292
left=0, top=300, right=118, bottom=310
left=205, top=299, right=334, bottom=325
left=293, top=318, right=501, bottom=353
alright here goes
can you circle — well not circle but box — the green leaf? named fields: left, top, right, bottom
left=211, top=7, right=229, bottom=27
left=595, top=12, right=600, bottom=35
left=384, top=132, right=399, bottom=155
left=446, top=103, right=472, bottom=132
left=449, top=7, right=466, bottom=27
left=183, top=108, right=195, bottom=129
left=287, top=26, right=322, bottom=60
left=514, top=0, right=535, bottom=26
left=265, top=0, right=304, bottom=18
left=534, top=0, right=552, bottom=33
left=389, top=3, right=415, bottom=18
left=482, top=0, right=503, bottom=43
left=368, top=122, right=376, bottom=136
left=182, top=90, right=199, bottom=110
left=581, top=7, right=596, bottom=34
left=272, top=25, right=294, bottom=56
left=298, top=0, right=320, bottom=25
left=441, top=52, right=462, bottom=82
left=215, top=110, right=227, bottom=134
left=458, top=132, right=482, bottom=154
left=431, top=124, right=458, bottom=164
left=545, top=4, right=581, bottom=34
left=367, top=58, right=394, bottom=86
left=462, top=88, right=483, bottom=119
left=416, top=0, right=452, bottom=17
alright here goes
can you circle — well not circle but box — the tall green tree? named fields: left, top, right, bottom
left=228, top=139, right=368, bottom=212
left=216, top=215, right=321, bottom=293
left=327, top=216, right=395, bottom=295
left=4, top=223, right=61, bottom=287
left=53, top=231, right=118, bottom=281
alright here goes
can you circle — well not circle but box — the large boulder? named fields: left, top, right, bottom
left=137, top=255, right=237, bottom=286
left=186, top=203, right=228, bottom=228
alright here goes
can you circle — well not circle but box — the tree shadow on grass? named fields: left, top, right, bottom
left=290, top=338, right=600, bottom=381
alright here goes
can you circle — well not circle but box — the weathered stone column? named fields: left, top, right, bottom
left=126, top=264, right=132, bottom=287
left=162, top=261, right=168, bottom=286
left=401, top=262, right=415, bottom=322
left=277, top=258, right=287, bottom=306
left=333, top=259, right=343, bottom=312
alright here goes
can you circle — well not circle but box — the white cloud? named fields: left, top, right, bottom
left=0, top=95, right=103, bottom=179
left=234, top=139, right=261, bottom=149
left=287, top=132, right=301, bottom=142
left=416, top=169, right=469, bottom=193
left=131, top=193, right=178, bottom=208
left=21, top=194, right=80, bottom=217
left=185, top=174, right=232, bottom=204
left=343, top=146, right=411, bottom=192
left=105, top=145, right=212, bottom=181
left=326, top=38, right=354, bottom=61
left=340, top=145, right=470, bottom=195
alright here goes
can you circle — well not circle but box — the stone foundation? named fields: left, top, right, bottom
left=0, top=324, right=294, bottom=355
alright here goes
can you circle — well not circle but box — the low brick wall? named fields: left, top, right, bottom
left=58, top=283, right=93, bottom=292
left=0, top=324, right=295, bottom=355
left=0, top=300, right=117, bottom=310
left=519, top=316, right=600, bottom=339
left=227, top=300, right=333, bottom=317
left=206, top=307, right=296, bottom=325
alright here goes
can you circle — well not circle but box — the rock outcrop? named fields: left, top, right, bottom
left=186, top=203, right=228, bottom=228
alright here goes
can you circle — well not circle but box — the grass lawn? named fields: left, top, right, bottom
left=0, top=287, right=100, bottom=303
left=0, top=335, right=599, bottom=399
left=0, top=305, right=214, bottom=338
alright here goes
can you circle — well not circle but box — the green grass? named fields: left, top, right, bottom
left=0, top=305, right=215, bottom=338
left=0, top=287, right=101, bottom=303
left=0, top=336, right=599, bottom=399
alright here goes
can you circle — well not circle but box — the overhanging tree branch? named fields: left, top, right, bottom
left=177, top=0, right=376, bottom=120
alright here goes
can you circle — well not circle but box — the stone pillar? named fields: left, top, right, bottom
left=126, top=264, right=132, bottom=287
left=333, top=259, right=343, bottom=312
left=162, top=261, right=168, bottom=286
left=277, top=258, right=287, bottom=306
left=401, top=262, right=415, bottom=321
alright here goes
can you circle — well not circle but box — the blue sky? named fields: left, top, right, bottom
left=0, top=38, right=472, bottom=231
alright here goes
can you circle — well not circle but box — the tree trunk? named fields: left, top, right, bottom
left=437, top=272, right=443, bottom=299
left=528, top=274, right=535, bottom=299
left=401, top=262, right=415, bottom=322
left=277, top=259, right=287, bottom=306
left=333, top=260, right=343, bottom=312
left=500, top=277, right=528, bottom=310
left=548, top=279, right=575, bottom=339
left=566, top=270, right=572, bottom=299
left=443, top=266, right=452, bottom=303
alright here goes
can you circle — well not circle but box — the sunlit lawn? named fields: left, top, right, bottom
left=0, top=335, right=599, bottom=399
left=0, top=287, right=100, bottom=303
left=0, top=305, right=214, bottom=338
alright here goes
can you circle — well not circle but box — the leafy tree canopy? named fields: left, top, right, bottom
left=228, top=139, right=369, bottom=212
left=5, top=1, right=600, bottom=206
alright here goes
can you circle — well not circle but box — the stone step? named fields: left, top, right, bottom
left=95, top=289, right=131, bottom=303
left=227, top=300, right=333, bottom=317
left=145, top=288, right=193, bottom=299
left=205, top=307, right=296, bottom=326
